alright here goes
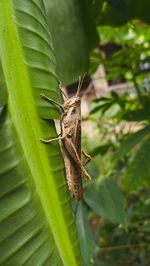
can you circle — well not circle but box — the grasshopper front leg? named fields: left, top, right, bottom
left=40, top=134, right=65, bottom=144
left=40, top=93, right=64, bottom=112
left=40, top=93, right=65, bottom=143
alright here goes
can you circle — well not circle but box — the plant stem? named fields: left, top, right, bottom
left=132, top=75, right=144, bottom=106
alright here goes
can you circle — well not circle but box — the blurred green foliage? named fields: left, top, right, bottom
left=77, top=19, right=150, bottom=265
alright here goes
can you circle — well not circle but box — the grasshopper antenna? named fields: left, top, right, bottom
left=76, top=73, right=86, bottom=96
left=59, top=81, right=68, bottom=99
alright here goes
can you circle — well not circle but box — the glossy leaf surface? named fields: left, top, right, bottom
left=0, top=1, right=81, bottom=265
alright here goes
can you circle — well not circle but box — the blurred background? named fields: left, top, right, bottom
left=45, top=1, right=150, bottom=265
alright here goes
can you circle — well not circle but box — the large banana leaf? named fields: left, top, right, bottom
left=44, top=0, right=98, bottom=85
left=0, top=62, right=7, bottom=107
left=0, top=0, right=82, bottom=265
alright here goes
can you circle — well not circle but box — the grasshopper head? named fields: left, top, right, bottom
left=63, top=96, right=80, bottom=110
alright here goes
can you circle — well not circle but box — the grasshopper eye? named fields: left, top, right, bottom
left=71, top=109, right=76, bottom=114
left=76, top=96, right=80, bottom=101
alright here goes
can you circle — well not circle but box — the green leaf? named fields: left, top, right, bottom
left=90, top=144, right=111, bottom=157
left=0, top=62, right=7, bottom=107
left=123, top=108, right=150, bottom=121
left=84, top=179, right=128, bottom=229
left=0, top=1, right=81, bottom=265
left=76, top=201, right=95, bottom=266
left=44, top=0, right=98, bottom=85
left=114, top=126, right=150, bottom=159
left=124, top=137, right=150, bottom=192
left=90, top=103, right=113, bottom=115
left=0, top=109, right=63, bottom=265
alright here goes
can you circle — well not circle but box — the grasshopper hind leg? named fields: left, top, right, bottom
left=67, top=179, right=83, bottom=201
left=74, top=184, right=83, bottom=201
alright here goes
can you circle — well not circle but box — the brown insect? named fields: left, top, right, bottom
left=40, top=78, right=91, bottom=200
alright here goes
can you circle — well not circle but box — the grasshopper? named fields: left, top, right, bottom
left=40, top=78, right=91, bottom=200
